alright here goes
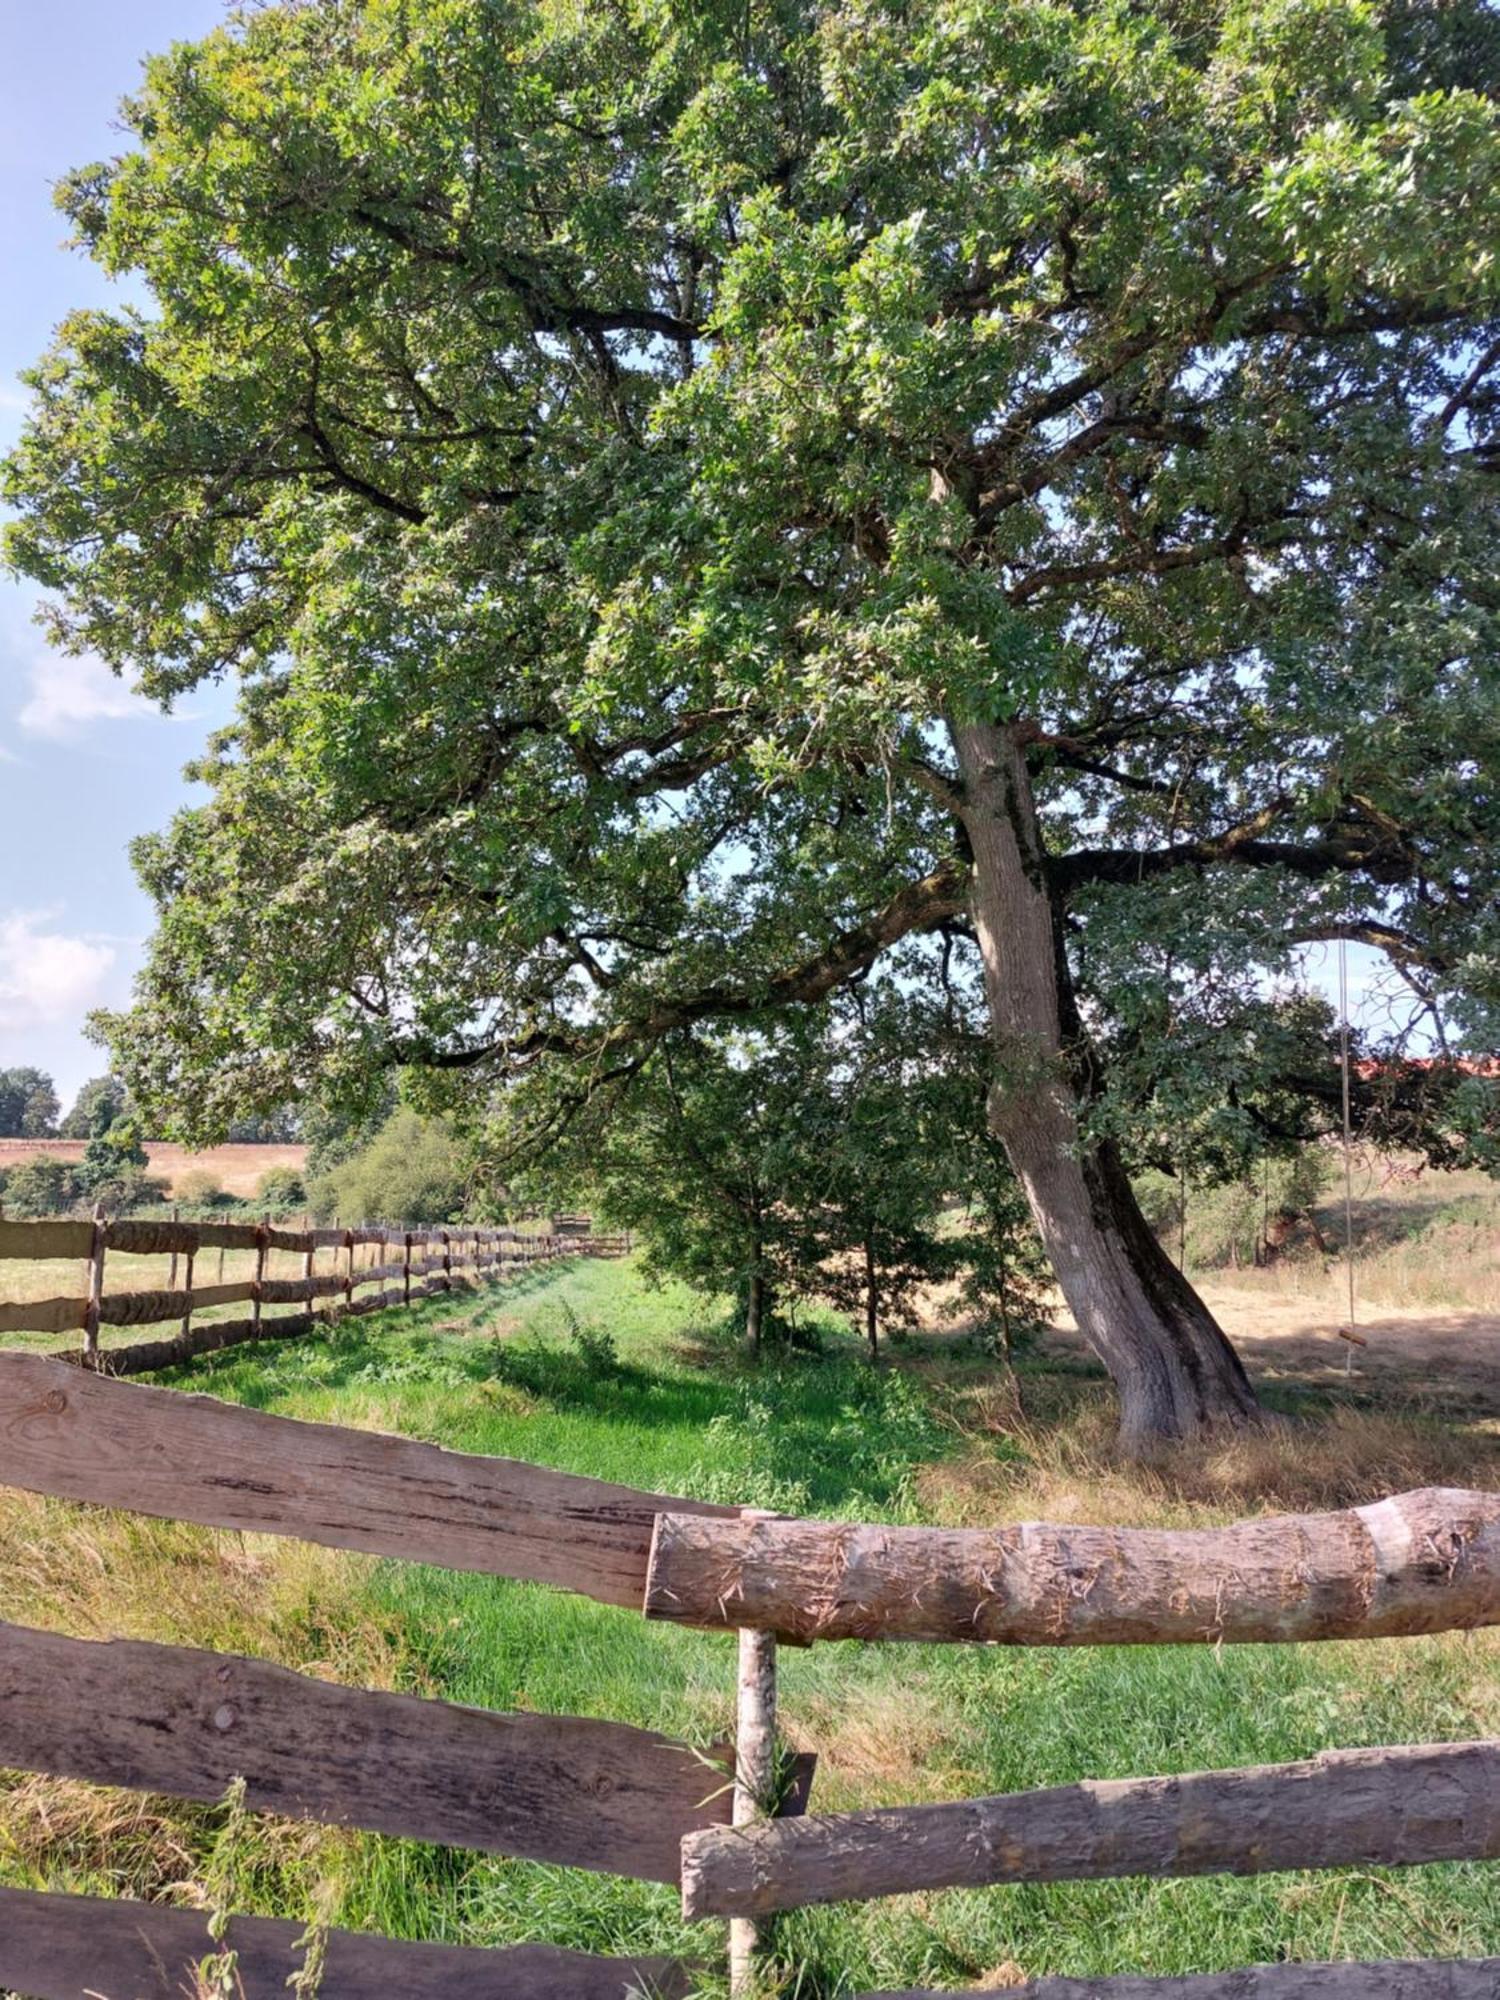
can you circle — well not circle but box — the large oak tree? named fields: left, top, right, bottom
left=7, top=0, right=1500, bottom=1441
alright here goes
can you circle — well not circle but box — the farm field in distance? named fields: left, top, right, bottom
left=0, top=1138, right=307, bottom=1199
left=1, top=1242, right=1496, bottom=1995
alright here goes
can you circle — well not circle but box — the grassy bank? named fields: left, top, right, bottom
left=2, top=1257, right=1498, bottom=1995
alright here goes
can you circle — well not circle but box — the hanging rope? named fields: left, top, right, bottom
left=1337, top=931, right=1360, bottom=1371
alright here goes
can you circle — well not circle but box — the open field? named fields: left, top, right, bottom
left=0, top=1139, right=307, bottom=1198
left=2, top=1251, right=1498, bottom=1996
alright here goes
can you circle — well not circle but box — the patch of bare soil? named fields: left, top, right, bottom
left=1040, top=1279, right=1500, bottom=1425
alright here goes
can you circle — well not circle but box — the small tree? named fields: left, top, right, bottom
left=59, top=1074, right=129, bottom=1139
left=256, top=1164, right=306, bottom=1211
left=529, top=1030, right=814, bottom=1353
left=308, top=1106, right=469, bottom=1225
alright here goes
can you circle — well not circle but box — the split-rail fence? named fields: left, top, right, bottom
left=0, top=1210, right=626, bottom=1374
left=0, top=1247, right=1496, bottom=1993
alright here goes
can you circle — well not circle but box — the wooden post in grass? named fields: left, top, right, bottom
left=82, top=1204, right=106, bottom=1363
left=403, top=1230, right=413, bottom=1306
left=252, top=1217, right=268, bottom=1336
left=167, top=1205, right=180, bottom=1290
left=344, top=1226, right=355, bottom=1314
left=730, top=1511, right=780, bottom=1999
left=179, top=1243, right=195, bottom=1348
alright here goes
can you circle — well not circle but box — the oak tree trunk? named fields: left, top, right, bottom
left=952, top=722, right=1262, bottom=1447
left=864, top=1234, right=879, bottom=1360
left=745, top=1268, right=769, bottom=1357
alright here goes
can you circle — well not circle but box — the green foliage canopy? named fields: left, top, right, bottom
left=4, top=0, right=1499, bottom=1157
left=0, top=1068, right=60, bottom=1140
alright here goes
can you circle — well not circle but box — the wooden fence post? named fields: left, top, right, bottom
left=251, top=1217, right=268, bottom=1336
left=731, top=1509, right=780, bottom=1999
left=82, top=1204, right=106, bottom=1363
left=167, top=1205, right=180, bottom=1290
left=403, top=1230, right=413, bottom=1306
left=344, top=1226, right=355, bottom=1314
left=179, top=1242, right=195, bottom=1349
left=442, top=1230, right=452, bottom=1290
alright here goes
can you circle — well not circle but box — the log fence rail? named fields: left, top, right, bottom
left=0, top=1210, right=628, bottom=1373
left=0, top=1343, right=1495, bottom=1995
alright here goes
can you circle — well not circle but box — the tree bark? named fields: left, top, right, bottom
left=746, top=1267, right=768, bottom=1356
left=864, top=1233, right=879, bottom=1360
left=952, top=722, right=1262, bottom=1446
left=680, top=1735, right=1500, bottom=1919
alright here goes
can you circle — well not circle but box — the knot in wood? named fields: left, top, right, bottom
left=212, top=1705, right=237, bottom=1732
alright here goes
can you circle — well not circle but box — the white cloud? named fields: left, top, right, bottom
left=0, top=910, right=117, bottom=1035
left=17, top=651, right=149, bottom=740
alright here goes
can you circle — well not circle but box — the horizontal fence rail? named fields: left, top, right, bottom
left=1, top=1340, right=1497, bottom=1994
left=0, top=1351, right=735, bottom=1607
left=860, top=1959, right=1500, bottom=1998
left=0, top=1885, right=690, bottom=1999
left=0, top=1212, right=629, bottom=1368
left=0, top=1617, right=742, bottom=1883
left=680, top=1737, right=1500, bottom=1919
left=644, top=1492, right=1500, bottom=1646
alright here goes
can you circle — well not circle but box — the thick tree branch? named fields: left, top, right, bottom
left=390, top=857, right=970, bottom=1071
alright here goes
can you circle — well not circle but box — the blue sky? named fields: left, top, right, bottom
left=0, top=0, right=232, bottom=1113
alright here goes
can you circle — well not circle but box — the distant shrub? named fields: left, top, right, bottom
left=176, top=1168, right=225, bottom=1207
left=2, top=1155, right=81, bottom=1216
left=308, top=1107, right=469, bottom=1225
left=87, top=1168, right=172, bottom=1215
left=256, top=1165, right=306, bottom=1210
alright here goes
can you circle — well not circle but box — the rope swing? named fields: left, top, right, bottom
left=1336, top=931, right=1364, bottom=1373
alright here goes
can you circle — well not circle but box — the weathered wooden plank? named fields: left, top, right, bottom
left=0, top=1617, right=732, bottom=1882
left=680, top=1737, right=1500, bottom=1920
left=265, top=1225, right=315, bottom=1252
left=0, top=1217, right=93, bottom=1262
left=194, top=1220, right=267, bottom=1250
left=0, top=1350, right=735, bottom=1606
left=863, top=1959, right=1500, bottom=1998
left=352, top=1259, right=406, bottom=1285
left=106, top=1218, right=201, bottom=1257
left=645, top=1489, right=1500, bottom=1647
left=0, top=1295, right=89, bottom=1335
left=0, top=1884, right=690, bottom=1998
left=98, top=1287, right=196, bottom=1328
left=258, top=1275, right=317, bottom=1305
left=187, top=1277, right=261, bottom=1311
left=69, top=1312, right=319, bottom=1375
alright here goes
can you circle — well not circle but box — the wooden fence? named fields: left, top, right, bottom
left=0, top=1211, right=627, bottom=1374
left=0, top=1348, right=1495, bottom=1996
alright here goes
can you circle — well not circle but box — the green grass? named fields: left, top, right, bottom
left=2, top=1257, right=1498, bottom=1994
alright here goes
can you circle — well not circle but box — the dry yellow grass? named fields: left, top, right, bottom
left=0, top=1140, right=307, bottom=1198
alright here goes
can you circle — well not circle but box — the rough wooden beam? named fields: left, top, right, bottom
left=0, top=1218, right=92, bottom=1261
left=0, top=1295, right=89, bottom=1335
left=680, top=1737, right=1500, bottom=1919
left=0, top=1885, right=690, bottom=1998
left=0, top=1616, right=730, bottom=1883
left=860, top=1959, right=1500, bottom=1998
left=68, top=1311, right=320, bottom=1373
left=645, top=1490, right=1500, bottom=1646
left=0, top=1350, right=734, bottom=1606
